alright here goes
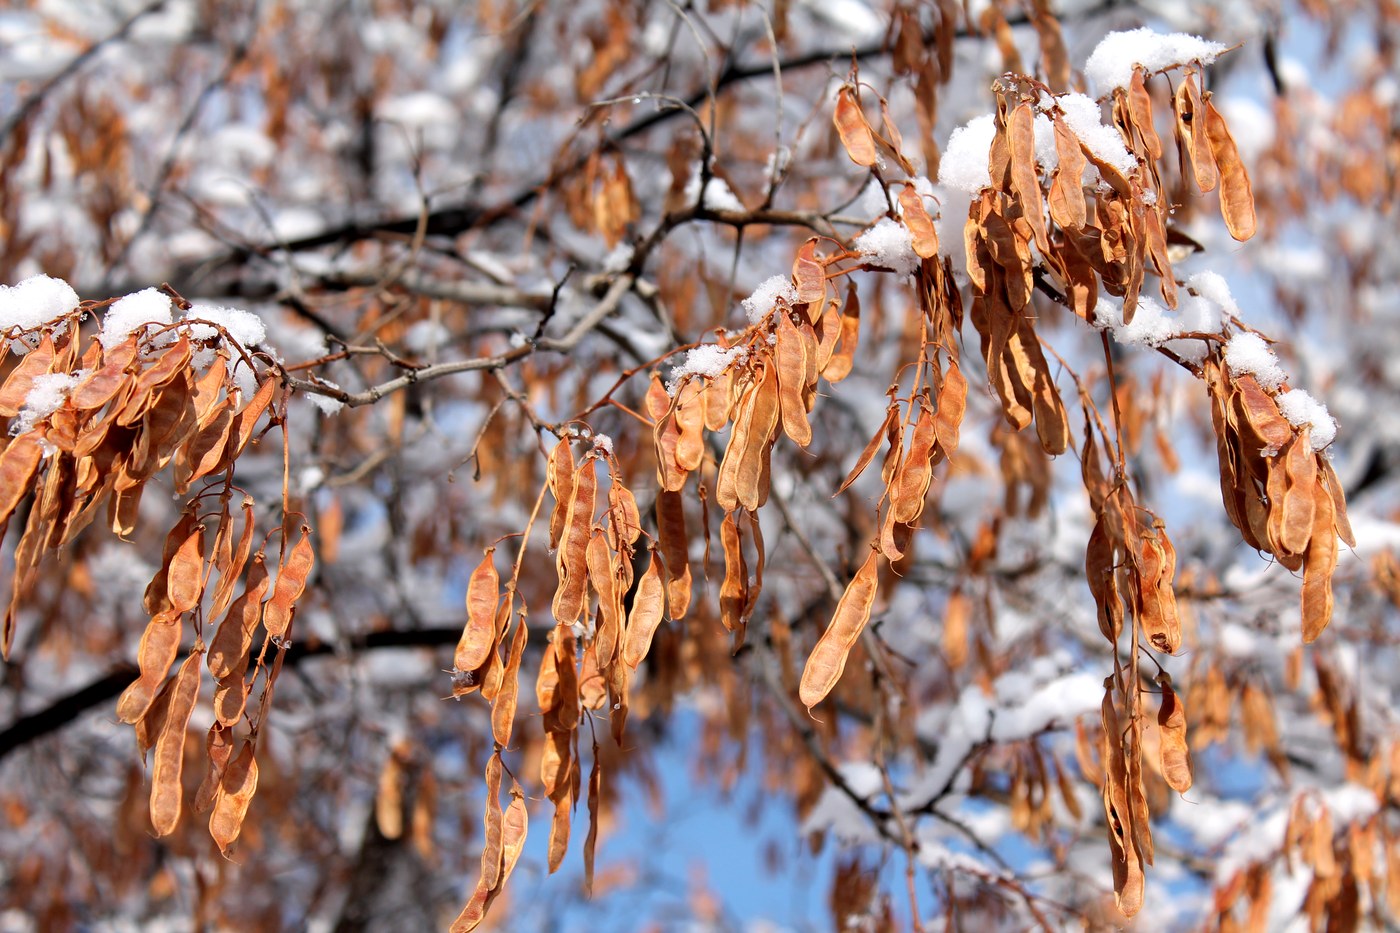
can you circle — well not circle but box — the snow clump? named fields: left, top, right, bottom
left=0, top=275, right=80, bottom=336
left=181, top=304, right=267, bottom=351
left=1275, top=389, right=1337, bottom=450
left=667, top=344, right=747, bottom=395
left=13, top=372, right=83, bottom=435
left=100, top=288, right=173, bottom=349
left=741, top=275, right=797, bottom=325
left=1223, top=333, right=1287, bottom=390
left=939, top=114, right=997, bottom=194
left=854, top=217, right=919, bottom=277
left=1085, top=28, right=1229, bottom=92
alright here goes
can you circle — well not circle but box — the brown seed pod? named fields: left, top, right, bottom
left=455, top=546, right=500, bottom=673
left=798, top=549, right=880, bottom=709
left=209, top=741, right=259, bottom=857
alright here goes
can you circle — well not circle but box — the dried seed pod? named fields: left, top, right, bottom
left=69, top=336, right=138, bottom=410
left=1125, top=69, right=1162, bottom=160
left=552, top=458, right=596, bottom=625
left=586, top=532, right=621, bottom=668
left=455, top=547, right=500, bottom=673
left=193, top=723, right=233, bottom=814
left=0, top=433, right=44, bottom=528
left=546, top=436, right=575, bottom=550
left=0, top=335, right=56, bottom=417
left=654, top=489, right=691, bottom=620
left=176, top=395, right=236, bottom=492
left=621, top=551, right=666, bottom=669
left=1301, top=478, right=1337, bottom=643
left=548, top=626, right=579, bottom=734
left=793, top=239, right=826, bottom=307
left=836, top=404, right=898, bottom=497
left=1156, top=675, right=1193, bottom=793
left=263, top=526, right=314, bottom=639
left=207, top=552, right=270, bottom=679
left=1279, top=430, right=1317, bottom=557
left=217, top=376, right=277, bottom=471
left=479, top=753, right=505, bottom=889
left=798, top=549, right=880, bottom=709
left=715, top=379, right=755, bottom=512
left=718, top=512, right=748, bottom=634
left=116, top=610, right=183, bottom=723
left=209, top=498, right=256, bottom=621
left=1203, top=94, right=1256, bottom=241
left=702, top=367, right=734, bottom=431
left=833, top=86, right=877, bottom=167
left=673, top=379, right=707, bottom=472
left=1101, top=681, right=1145, bottom=916
left=149, top=650, right=202, bottom=836
left=1312, top=459, right=1353, bottom=549
left=492, top=614, right=528, bottom=748
left=1048, top=116, right=1088, bottom=230
left=165, top=522, right=206, bottom=615
left=890, top=401, right=937, bottom=525
left=1175, top=70, right=1218, bottom=194
left=1008, top=101, right=1050, bottom=255
left=898, top=184, right=939, bottom=258
left=737, top=363, right=780, bottom=511
left=822, top=286, right=862, bottom=384
left=209, top=740, right=259, bottom=857
left=775, top=310, right=812, bottom=447
left=607, top=481, right=642, bottom=549
left=583, top=743, right=602, bottom=893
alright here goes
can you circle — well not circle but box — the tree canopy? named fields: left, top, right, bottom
left=0, top=0, right=1398, bottom=929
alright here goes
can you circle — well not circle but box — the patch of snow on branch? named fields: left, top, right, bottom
left=100, top=288, right=173, bottom=349
left=741, top=276, right=797, bottom=325
left=0, top=275, right=79, bottom=334
left=1093, top=294, right=1223, bottom=362
left=14, top=372, right=83, bottom=435
left=938, top=114, right=996, bottom=194
left=854, top=217, right=919, bottom=277
left=1053, top=93, right=1137, bottom=177
left=1223, top=333, right=1287, bottom=390
left=1085, top=28, right=1229, bottom=92
left=1275, top=389, right=1337, bottom=450
left=182, top=304, right=267, bottom=351
left=667, top=345, right=747, bottom=395
left=305, top=381, right=345, bottom=416
left=1186, top=271, right=1240, bottom=320
left=684, top=167, right=745, bottom=212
